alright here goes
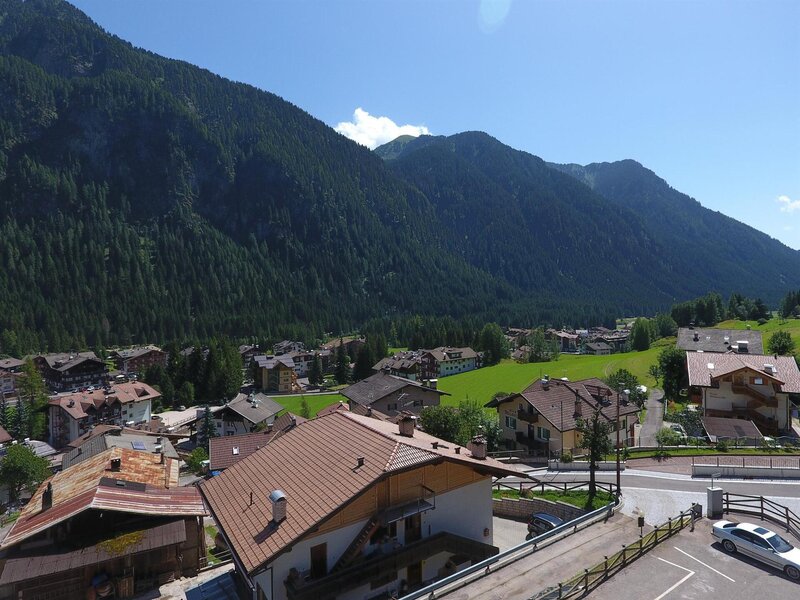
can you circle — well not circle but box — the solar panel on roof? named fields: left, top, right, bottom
left=131, top=441, right=146, bottom=450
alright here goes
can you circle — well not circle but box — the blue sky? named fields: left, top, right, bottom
left=70, top=0, right=800, bottom=249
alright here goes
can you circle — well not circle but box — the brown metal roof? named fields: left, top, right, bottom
left=0, top=519, right=186, bottom=584
left=209, top=413, right=306, bottom=470
left=49, top=382, right=161, bottom=420
left=687, top=352, right=800, bottom=392
left=701, top=416, right=763, bottom=441
left=2, top=447, right=204, bottom=549
left=200, top=411, right=518, bottom=575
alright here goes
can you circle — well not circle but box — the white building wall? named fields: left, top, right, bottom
left=252, top=478, right=494, bottom=600
left=122, top=399, right=151, bottom=425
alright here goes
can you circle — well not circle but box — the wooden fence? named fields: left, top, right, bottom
left=722, top=492, right=800, bottom=541
left=494, top=478, right=618, bottom=498
left=530, top=505, right=700, bottom=600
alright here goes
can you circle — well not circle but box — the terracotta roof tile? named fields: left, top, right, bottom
left=687, top=352, right=800, bottom=392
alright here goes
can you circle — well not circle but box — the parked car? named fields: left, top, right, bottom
left=712, top=520, right=800, bottom=580
left=527, top=512, right=564, bottom=535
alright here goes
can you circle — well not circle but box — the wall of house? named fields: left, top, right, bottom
left=437, top=357, right=476, bottom=377
left=704, top=379, right=788, bottom=429
left=371, top=387, right=440, bottom=416
left=214, top=417, right=251, bottom=437
left=254, top=468, right=492, bottom=600
left=122, top=399, right=152, bottom=426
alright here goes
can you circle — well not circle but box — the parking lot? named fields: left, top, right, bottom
left=586, top=518, right=799, bottom=599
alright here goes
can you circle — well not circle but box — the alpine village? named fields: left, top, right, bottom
left=0, top=2, right=799, bottom=600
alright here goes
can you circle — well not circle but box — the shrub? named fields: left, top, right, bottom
left=715, top=440, right=729, bottom=452
left=560, top=450, right=573, bottom=463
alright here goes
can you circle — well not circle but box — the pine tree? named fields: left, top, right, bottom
left=308, top=354, right=323, bottom=386
left=334, top=340, right=350, bottom=385
left=199, top=405, right=218, bottom=450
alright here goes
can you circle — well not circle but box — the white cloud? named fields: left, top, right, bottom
left=334, top=108, right=430, bottom=149
left=478, top=0, right=512, bottom=34
left=777, top=195, right=800, bottom=213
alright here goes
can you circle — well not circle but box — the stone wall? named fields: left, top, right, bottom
left=492, top=495, right=586, bottom=522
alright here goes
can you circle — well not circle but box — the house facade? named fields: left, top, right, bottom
left=420, top=347, right=479, bottom=379
left=373, top=351, right=423, bottom=381
left=33, top=352, right=107, bottom=392
left=200, top=411, right=517, bottom=600
left=486, top=377, right=639, bottom=457
left=109, top=345, right=168, bottom=374
left=253, top=355, right=299, bottom=393
left=686, top=352, right=800, bottom=435
left=47, top=382, right=160, bottom=448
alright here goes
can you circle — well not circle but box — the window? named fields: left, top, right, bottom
left=752, top=377, right=763, bottom=385
left=310, top=543, right=327, bottom=579
left=537, top=427, right=550, bottom=440
left=387, top=403, right=398, bottom=411
left=505, top=416, right=517, bottom=429
left=413, top=399, right=423, bottom=407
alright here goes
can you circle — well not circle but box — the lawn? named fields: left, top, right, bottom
left=493, top=488, right=615, bottom=511
left=715, top=318, right=800, bottom=347
left=438, top=346, right=662, bottom=407
left=275, top=393, right=347, bottom=418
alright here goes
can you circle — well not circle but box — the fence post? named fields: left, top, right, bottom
left=770, top=457, right=773, bottom=469
left=787, top=507, right=791, bottom=533
left=668, top=516, right=672, bottom=535
left=584, top=569, right=589, bottom=590
left=621, top=545, right=627, bottom=567
left=761, top=496, right=765, bottom=520
left=604, top=556, right=608, bottom=580
left=639, top=535, right=643, bottom=556
left=558, top=583, right=563, bottom=599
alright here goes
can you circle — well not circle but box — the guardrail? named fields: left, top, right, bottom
left=722, top=492, right=800, bottom=541
left=530, top=505, right=700, bottom=600
left=398, top=501, right=616, bottom=600
left=694, top=455, right=800, bottom=468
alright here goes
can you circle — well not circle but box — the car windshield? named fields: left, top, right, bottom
left=766, top=534, right=794, bottom=553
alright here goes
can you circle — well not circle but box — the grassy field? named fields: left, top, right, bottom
left=438, top=346, right=662, bottom=407
left=715, top=318, right=800, bottom=348
left=276, top=393, right=347, bottom=418
left=492, top=488, right=615, bottom=511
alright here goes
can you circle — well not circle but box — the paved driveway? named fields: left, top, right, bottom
left=638, top=388, right=664, bottom=447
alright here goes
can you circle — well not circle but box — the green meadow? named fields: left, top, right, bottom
left=715, top=318, right=800, bottom=347
left=276, top=393, right=347, bottom=418
left=437, top=345, right=663, bottom=407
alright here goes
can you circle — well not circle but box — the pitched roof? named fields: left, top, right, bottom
left=2, top=447, right=204, bottom=550
left=221, top=393, right=284, bottom=425
left=110, top=345, right=164, bottom=360
left=677, top=327, right=764, bottom=353
left=686, top=352, right=800, bottom=392
left=424, top=347, right=478, bottom=361
left=67, top=425, right=124, bottom=449
left=701, top=416, right=763, bottom=442
left=0, top=425, right=12, bottom=444
left=48, top=382, right=161, bottom=421
left=489, top=378, right=640, bottom=432
left=373, top=352, right=422, bottom=373
left=252, top=355, right=295, bottom=370
left=0, top=357, right=24, bottom=371
left=200, top=411, right=517, bottom=575
left=61, top=431, right=178, bottom=470
left=36, top=352, right=103, bottom=371
left=209, top=413, right=306, bottom=470
left=342, top=371, right=448, bottom=407
left=585, top=342, right=613, bottom=351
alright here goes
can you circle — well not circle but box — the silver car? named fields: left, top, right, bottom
left=712, top=520, right=800, bottom=580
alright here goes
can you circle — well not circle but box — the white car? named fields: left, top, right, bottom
left=712, top=520, right=800, bottom=580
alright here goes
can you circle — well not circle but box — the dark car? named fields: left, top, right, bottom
left=528, top=512, right=564, bottom=535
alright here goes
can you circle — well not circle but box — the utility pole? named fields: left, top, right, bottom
left=616, top=386, right=621, bottom=499
left=552, top=400, right=564, bottom=459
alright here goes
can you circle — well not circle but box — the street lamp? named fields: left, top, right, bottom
left=615, top=386, right=622, bottom=499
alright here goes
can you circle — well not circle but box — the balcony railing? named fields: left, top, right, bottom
left=517, top=409, right=538, bottom=424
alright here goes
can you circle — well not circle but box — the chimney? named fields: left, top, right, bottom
left=356, top=456, right=365, bottom=468
left=42, top=482, right=53, bottom=511
left=542, top=375, right=550, bottom=390
left=428, top=378, right=438, bottom=391
left=693, top=332, right=699, bottom=342
left=467, top=435, right=487, bottom=460
left=160, top=452, right=166, bottom=464
left=290, top=415, right=297, bottom=427
left=398, top=414, right=416, bottom=437
left=270, top=489, right=287, bottom=524
left=110, top=457, right=121, bottom=471
left=573, top=392, right=582, bottom=419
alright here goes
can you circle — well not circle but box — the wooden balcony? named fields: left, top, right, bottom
left=517, top=408, right=538, bottom=424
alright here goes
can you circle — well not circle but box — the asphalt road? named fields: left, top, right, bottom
left=638, top=388, right=664, bottom=447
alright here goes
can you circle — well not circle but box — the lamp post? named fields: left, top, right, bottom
left=616, top=386, right=622, bottom=499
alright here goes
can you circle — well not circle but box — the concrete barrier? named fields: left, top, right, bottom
left=693, top=464, right=800, bottom=479
left=549, top=460, right=625, bottom=471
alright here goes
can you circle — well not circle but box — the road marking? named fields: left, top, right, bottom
left=673, top=546, right=735, bottom=582
left=653, top=557, right=694, bottom=600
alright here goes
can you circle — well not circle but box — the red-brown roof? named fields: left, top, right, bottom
left=1, top=447, right=204, bottom=549
left=49, top=382, right=161, bottom=420
left=686, top=352, right=800, bottom=392
left=209, top=413, right=306, bottom=470
left=0, top=425, right=12, bottom=444
left=200, top=411, right=518, bottom=575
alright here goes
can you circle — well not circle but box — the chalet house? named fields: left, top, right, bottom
left=373, top=351, right=423, bottom=381
left=274, top=340, right=306, bottom=356
left=0, top=447, right=207, bottom=600
left=33, top=352, right=107, bottom=392
left=253, top=355, right=300, bottom=393
left=320, top=338, right=366, bottom=362
left=108, top=345, right=168, bottom=375
left=0, top=367, right=21, bottom=395
left=593, top=331, right=629, bottom=353
left=584, top=342, right=612, bottom=356
left=208, top=413, right=306, bottom=471
left=286, top=350, right=315, bottom=378
left=341, top=371, right=448, bottom=417
left=686, top=352, right=800, bottom=435
left=0, top=358, right=23, bottom=373
left=200, top=411, right=518, bottom=600
left=486, top=376, right=639, bottom=457
left=420, top=347, right=479, bottom=379
left=503, top=328, right=532, bottom=350
left=214, top=392, right=285, bottom=436
left=676, top=327, right=763, bottom=354
left=47, top=382, right=160, bottom=448
left=546, top=330, right=580, bottom=353
left=240, top=345, right=261, bottom=365
left=60, top=429, right=179, bottom=470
